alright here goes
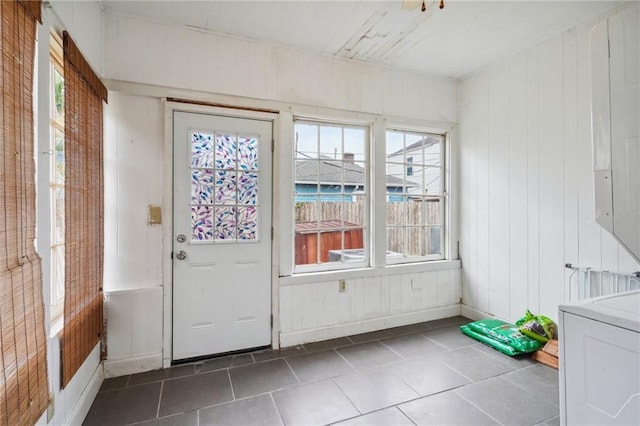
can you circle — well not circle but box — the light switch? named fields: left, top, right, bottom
left=148, top=205, right=162, bottom=225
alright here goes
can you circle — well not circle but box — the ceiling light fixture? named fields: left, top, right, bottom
left=420, top=0, right=445, bottom=12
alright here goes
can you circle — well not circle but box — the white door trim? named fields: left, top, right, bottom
left=162, top=101, right=280, bottom=367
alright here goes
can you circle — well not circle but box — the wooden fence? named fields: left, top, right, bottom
left=294, top=200, right=441, bottom=263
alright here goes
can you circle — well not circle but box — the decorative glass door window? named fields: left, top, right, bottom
left=190, top=131, right=260, bottom=242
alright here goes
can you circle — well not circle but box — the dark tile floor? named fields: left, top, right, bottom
left=84, top=316, right=560, bottom=426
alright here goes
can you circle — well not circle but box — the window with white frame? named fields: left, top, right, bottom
left=49, top=34, right=65, bottom=321
left=290, top=120, right=447, bottom=273
left=386, top=129, right=445, bottom=261
left=293, top=121, right=368, bottom=269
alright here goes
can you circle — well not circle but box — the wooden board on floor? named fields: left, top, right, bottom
left=532, top=339, right=558, bottom=369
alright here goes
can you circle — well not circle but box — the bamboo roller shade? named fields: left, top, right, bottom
left=61, top=32, right=107, bottom=388
left=0, top=1, right=50, bottom=424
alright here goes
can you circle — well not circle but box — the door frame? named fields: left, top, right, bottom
left=162, top=100, right=280, bottom=366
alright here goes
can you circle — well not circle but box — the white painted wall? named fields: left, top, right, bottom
left=48, top=0, right=103, bottom=74
left=35, top=2, right=105, bottom=424
left=103, top=93, right=164, bottom=292
left=102, top=92, right=165, bottom=375
left=458, top=3, right=640, bottom=324
left=103, top=13, right=457, bottom=123
left=100, top=11, right=461, bottom=368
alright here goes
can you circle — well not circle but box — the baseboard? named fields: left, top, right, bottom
left=279, top=304, right=461, bottom=347
left=67, top=361, right=103, bottom=426
left=461, top=304, right=506, bottom=321
left=103, top=353, right=163, bottom=378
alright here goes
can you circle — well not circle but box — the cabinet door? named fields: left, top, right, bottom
left=610, top=8, right=640, bottom=262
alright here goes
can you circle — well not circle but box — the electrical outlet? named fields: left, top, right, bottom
left=339, top=279, right=347, bottom=292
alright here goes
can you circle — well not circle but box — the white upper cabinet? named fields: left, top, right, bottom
left=591, top=5, right=640, bottom=264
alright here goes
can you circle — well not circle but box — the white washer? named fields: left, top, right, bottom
left=559, top=290, right=640, bottom=425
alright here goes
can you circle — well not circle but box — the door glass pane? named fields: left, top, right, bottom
left=237, top=206, right=258, bottom=240
left=192, top=206, right=213, bottom=241
left=238, top=136, right=258, bottom=170
left=214, top=206, right=236, bottom=240
left=191, top=132, right=214, bottom=168
left=191, top=169, right=213, bottom=204
left=238, top=172, right=258, bottom=205
left=215, top=134, right=237, bottom=169
left=215, top=171, right=237, bottom=204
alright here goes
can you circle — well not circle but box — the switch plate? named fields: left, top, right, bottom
left=148, top=205, right=162, bottom=225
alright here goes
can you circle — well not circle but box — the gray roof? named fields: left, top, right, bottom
left=387, top=136, right=440, bottom=158
left=296, top=157, right=406, bottom=187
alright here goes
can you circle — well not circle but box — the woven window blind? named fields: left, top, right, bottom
left=0, top=1, right=50, bottom=424
left=61, top=32, right=107, bottom=388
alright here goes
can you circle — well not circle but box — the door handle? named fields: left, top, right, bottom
left=176, top=251, right=187, bottom=260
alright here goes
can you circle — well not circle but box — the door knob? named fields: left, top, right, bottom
left=176, top=251, right=187, bottom=260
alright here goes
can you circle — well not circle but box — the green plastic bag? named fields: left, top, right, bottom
left=460, top=318, right=542, bottom=356
left=515, top=310, right=557, bottom=343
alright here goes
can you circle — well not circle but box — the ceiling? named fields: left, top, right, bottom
left=100, top=0, right=622, bottom=79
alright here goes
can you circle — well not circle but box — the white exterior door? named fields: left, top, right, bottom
left=172, top=111, right=273, bottom=361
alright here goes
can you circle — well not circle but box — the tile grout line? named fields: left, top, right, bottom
left=227, top=369, right=236, bottom=401
left=155, top=380, right=164, bottom=419
left=282, top=357, right=301, bottom=384
left=268, top=392, right=286, bottom=426
left=453, top=388, right=506, bottom=426
left=330, top=376, right=363, bottom=416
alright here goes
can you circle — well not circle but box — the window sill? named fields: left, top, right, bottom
left=279, top=259, right=461, bottom=287
left=50, top=314, right=64, bottom=338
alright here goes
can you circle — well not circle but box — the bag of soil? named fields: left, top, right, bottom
left=515, top=310, right=557, bottom=343
left=460, top=318, right=542, bottom=356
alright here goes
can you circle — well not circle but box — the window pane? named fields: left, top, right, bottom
left=319, top=126, right=341, bottom=158
left=295, top=123, right=318, bottom=159
left=343, top=127, right=365, bottom=162
left=53, top=187, right=65, bottom=243
left=387, top=227, right=404, bottom=254
left=54, top=129, right=64, bottom=184
left=406, top=227, right=424, bottom=256
left=385, top=129, right=444, bottom=261
left=294, top=121, right=368, bottom=269
left=53, top=68, right=64, bottom=123
left=427, top=226, right=442, bottom=255
left=52, top=246, right=65, bottom=303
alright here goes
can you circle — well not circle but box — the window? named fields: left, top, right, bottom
left=50, top=33, right=65, bottom=322
left=293, top=121, right=367, bottom=269
left=290, top=120, right=447, bottom=273
left=386, top=130, right=445, bottom=261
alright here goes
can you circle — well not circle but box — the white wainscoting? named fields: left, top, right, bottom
left=103, top=288, right=163, bottom=378
left=279, top=262, right=461, bottom=347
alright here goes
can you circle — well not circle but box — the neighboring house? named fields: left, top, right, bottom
left=295, top=155, right=408, bottom=202
left=386, top=136, right=442, bottom=197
